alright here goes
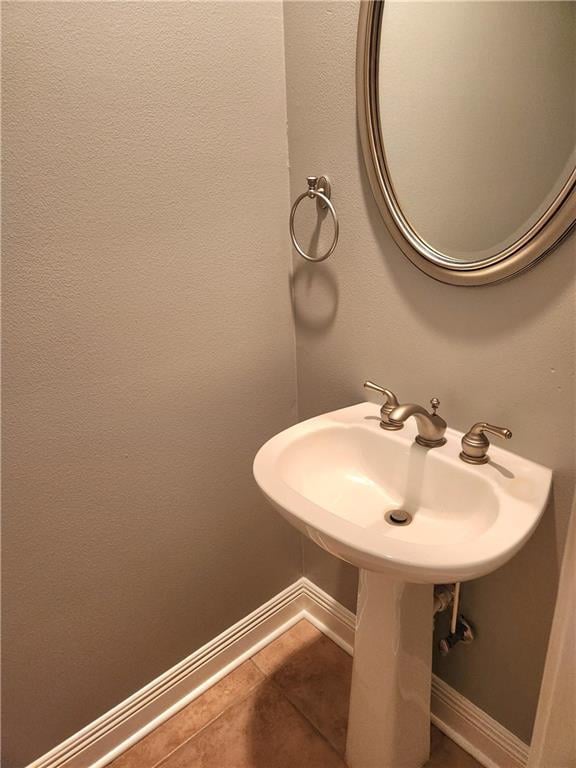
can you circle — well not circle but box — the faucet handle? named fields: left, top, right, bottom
left=430, top=398, right=440, bottom=414
left=364, top=381, right=399, bottom=404
left=363, top=381, right=403, bottom=431
left=460, top=422, right=512, bottom=465
left=481, top=423, right=512, bottom=441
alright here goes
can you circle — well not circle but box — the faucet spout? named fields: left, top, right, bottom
left=388, top=400, right=447, bottom=448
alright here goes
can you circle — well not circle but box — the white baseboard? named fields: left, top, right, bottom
left=431, top=676, right=529, bottom=768
left=27, top=577, right=529, bottom=768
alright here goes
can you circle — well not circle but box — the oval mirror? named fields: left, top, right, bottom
left=357, top=0, right=576, bottom=286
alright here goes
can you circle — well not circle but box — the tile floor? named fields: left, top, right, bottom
left=110, top=619, right=482, bottom=768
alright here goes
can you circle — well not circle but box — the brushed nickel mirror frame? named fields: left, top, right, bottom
left=357, top=0, right=576, bottom=286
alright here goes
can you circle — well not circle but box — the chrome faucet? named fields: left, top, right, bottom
left=388, top=398, right=447, bottom=448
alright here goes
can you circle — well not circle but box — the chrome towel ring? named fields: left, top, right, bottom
left=289, top=176, right=339, bottom=262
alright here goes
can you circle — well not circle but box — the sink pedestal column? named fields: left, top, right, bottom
left=346, top=570, right=434, bottom=768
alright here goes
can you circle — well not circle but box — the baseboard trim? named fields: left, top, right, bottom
left=299, top=577, right=356, bottom=655
left=27, top=577, right=529, bottom=768
left=431, top=675, right=530, bottom=768
left=27, top=579, right=310, bottom=768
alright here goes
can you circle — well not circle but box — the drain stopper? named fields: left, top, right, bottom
left=385, top=509, right=412, bottom=526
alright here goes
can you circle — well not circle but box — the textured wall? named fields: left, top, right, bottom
left=283, top=0, right=576, bottom=744
left=2, top=3, right=299, bottom=765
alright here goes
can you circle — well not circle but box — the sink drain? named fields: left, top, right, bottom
left=385, top=509, right=413, bottom=526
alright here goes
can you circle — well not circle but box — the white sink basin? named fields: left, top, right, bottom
left=254, top=402, right=551, bottom=583
left=254, top=402, right=552, bottom=768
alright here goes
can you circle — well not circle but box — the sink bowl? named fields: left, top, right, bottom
left=254, top=402, right=551, bottom=583
left=253, top=402, right=552, bottom=768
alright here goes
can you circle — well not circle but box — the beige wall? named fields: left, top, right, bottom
left=2, top=2, right=300, bottom=765
left=283, top=0, right=576, bottom=744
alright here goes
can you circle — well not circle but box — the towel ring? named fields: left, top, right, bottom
left=289, top=176, right=339, bottom=262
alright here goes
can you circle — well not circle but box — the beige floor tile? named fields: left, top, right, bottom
left=109, top=660, right=264, bottom=768
left=253, top=619, right=323, bottom=673
left=110, top=621, right=482, bottom=768
left=252, top=619, right=352, bottom=755
left=425, top=727, right=483, bottom=768
left=157, top=679, right=347, bottom=768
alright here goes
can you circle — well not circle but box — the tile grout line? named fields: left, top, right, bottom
left=109, top=618, right=483, bottom=768
left=265, top=677, right=347, bottom=765
left=150, top=622, right=345, bottom=768
left=24, top=583, right=501, bottom=768
left=147, top=662, right=265, bottom=768
left=250, top=624, right=348, bottom=762
left=152, top=655, right=345, bottom=768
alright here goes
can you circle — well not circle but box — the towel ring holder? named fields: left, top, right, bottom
left=289, top=176, right=339, bottom=262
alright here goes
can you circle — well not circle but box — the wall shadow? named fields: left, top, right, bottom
left=290, top=261, right=339, bottom=334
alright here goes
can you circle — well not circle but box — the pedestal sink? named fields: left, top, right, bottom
left=253, top=402, right=551, bottom=768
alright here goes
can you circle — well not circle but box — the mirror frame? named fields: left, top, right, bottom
left=357, top=0, right=576, bottom=286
